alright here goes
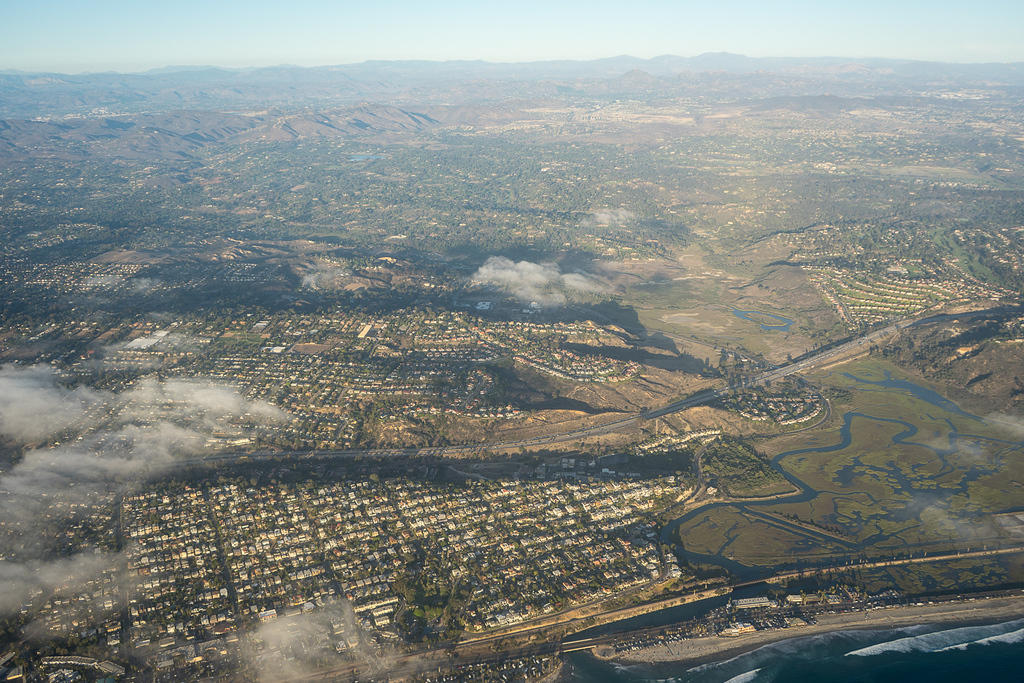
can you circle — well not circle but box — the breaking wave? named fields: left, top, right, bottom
left=936, top=626, right=1024, bottom=651
left=687, top=628, right=866, bottom=674
left=845, top=619, right=1024, bottom=657
left=723, top=668, right=763, bottom=683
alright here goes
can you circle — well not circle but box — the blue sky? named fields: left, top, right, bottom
left=2, top=0, right=1022, bottom=73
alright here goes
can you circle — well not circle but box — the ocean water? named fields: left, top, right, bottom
left=565, top=618, right=1024, bottom=682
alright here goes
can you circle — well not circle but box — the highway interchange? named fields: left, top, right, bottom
left=186, top=318, right=909, bottom=467
left=186, top=304, right=1020, bottom=469
left=182, top=305, right=1024, bottom=677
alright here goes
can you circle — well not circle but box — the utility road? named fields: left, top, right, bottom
left=188, top=306, right=1018, bottom=467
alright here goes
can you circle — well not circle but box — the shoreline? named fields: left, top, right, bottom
left=609, top=594, right=1024, bottom=666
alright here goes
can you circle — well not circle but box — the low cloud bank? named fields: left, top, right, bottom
left=0, top=364, right=101, bottom=442
left=587, top=208, right=635, bottom=225
left=243, top=599, right=399, bottom=681
left=300, top=262, right=351, bottom=290
left=0, top=553, right=115, bottom=616
left=0, top=363, right=284, bottom=616
left=471, top=256, right=606, bottom=306
left=986, top=412, right=1024, bottom=439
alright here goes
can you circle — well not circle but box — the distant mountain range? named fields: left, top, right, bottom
left=1, top=53, right=1023, bottom=120
left=0, top=106, right=449, bottom=163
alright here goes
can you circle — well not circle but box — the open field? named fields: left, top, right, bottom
left=844, top=552, right=1024, bottom=595
left=605, top=247, right=841, bottom=363
left=3, top=55, right=1024, bottom=680
left=675, top=507, right=853, bottom=567
left=669, top=355, right=1024, bottom=577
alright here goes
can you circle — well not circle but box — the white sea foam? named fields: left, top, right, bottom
left=723, top=668, right=763, bottom=683
left=936, top=626, right=1024, bottom=651
left=686, top=628, right=906, bottom=675
left=845, top=619, right=1024, bottom=657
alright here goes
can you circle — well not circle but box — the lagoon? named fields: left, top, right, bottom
left=731, top=309, right=795, bottom=331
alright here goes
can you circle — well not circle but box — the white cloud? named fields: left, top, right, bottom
left=0, top=364, right=286, bottom=616
left=0, top=364, right=101, bottom=442
left=0, top=553, right=115, bottom=615
left=586, top=208, right=635, bottom=226
left=986, top=413, right=1024, bottom=439
left=471, top=256, right=607, bottom=306
left=242, top=599, right=398, bottom=681
left=128, top=277, right=161, bottom=294
left=300, top=262, right=351, bottom=290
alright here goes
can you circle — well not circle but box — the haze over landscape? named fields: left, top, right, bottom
left=4, top=0, right=1024, bottom=71
left=2, top=2, right=1024, bottom=682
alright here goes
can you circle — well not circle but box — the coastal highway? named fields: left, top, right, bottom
left=182, top=321, right=899, bottom=466
left=459, top=544, right=1024, bottom=656
left=305, top=544, right=1024, bottom=681
left=184, top=307, right=1015, bottom=467
left=644, top=320, right=898, bottom=419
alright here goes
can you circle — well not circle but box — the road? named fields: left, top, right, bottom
left=186, top=305, right=1020, bottom=468
left=305, top=543, right=1024, bottom=680
left=760, top=544, right=1024, bottom=585
left=490, top=544, right=1024, bottom=655
left=645, top=321, right=898, bottom=419
left=213, top=305, right=1024, bottom=678
left=184, top=321, right=909, bottom=468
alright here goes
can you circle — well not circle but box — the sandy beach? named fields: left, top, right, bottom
left=611, top=594, right=1024, bottom=666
